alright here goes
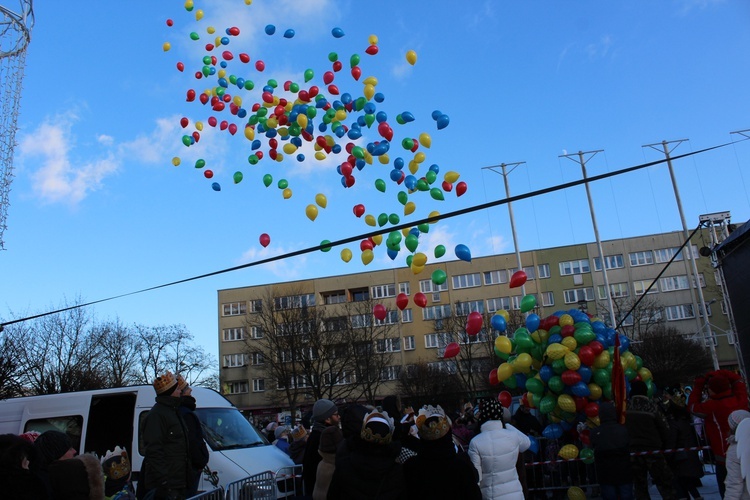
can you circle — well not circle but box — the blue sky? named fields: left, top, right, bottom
left=3, top=0, right=750, bottom=361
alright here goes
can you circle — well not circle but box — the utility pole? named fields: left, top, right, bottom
left=482, top=162, right=527, bottom=299
left=560, top=150, right=616, bottom=327
left=643, top=140, right=719, bottom=370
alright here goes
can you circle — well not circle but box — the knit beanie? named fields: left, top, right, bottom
left=728, top=410, right=750, bottom=432
left=312, top=399, right=338, bottom=422
left=274, top=425, right=289, bottom=441
left=708, top=375, right=731, bottom=394
left=35, top=430, right=73, bottom=464
left=478, top=399, right=505, bottom=426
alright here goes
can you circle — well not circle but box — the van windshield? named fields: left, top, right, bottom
left=195, top=408, right=269, bottom=451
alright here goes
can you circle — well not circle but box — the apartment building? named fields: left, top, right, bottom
left=218, top=229, right=735, bottom=413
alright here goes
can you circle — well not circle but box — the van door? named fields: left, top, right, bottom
left=85, top=392, right=137, bottom=458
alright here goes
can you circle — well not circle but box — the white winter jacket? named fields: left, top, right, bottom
left=467, top=421, right=531, bottom=500
left=726, top=440, right=750, bottom=499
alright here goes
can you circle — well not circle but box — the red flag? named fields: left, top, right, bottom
left=612, top=334, right=627, bottom=424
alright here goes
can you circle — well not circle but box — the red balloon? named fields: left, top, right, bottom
left=466, top=311, right=483, bottom=336
left=443, top=342, right=460, bottom=359
left=396, top=293, right=409, bottom=311
left=208, top=116, right=217, bottom=127
left=353, top=204, right=365, bottom=218
left=327, top=84, right=340, bottom=95
left=585, top=403, right=599, bottom=418
left=191, top=131, right=200, bottom=143
left=344, top=175, right=355, bottom=188
left=580, top=428, right=591, bottom=446
left=561, top=370, right=582, bottom=386
left=456, top=181, right=467, bottom=197
left=255, top=60, right=265, bottom=71
left=228, top=26, right=240, bottom=36
left=323, top=71, right=334, bottom=84
left=561, top=325, right=576, bottom=338
left=351, top=66, right=361, bottom=81
left=239, top=53, right=250, bottom=63
left=574, top=396, right=588, bottom=412
left=498, top=391, right=512, bottom=408
left=332, top=60, right=342, bottom=72
left=588, top=341, right=604, bottom=356
left=259, top=233, right=270, bottom=247
left=442, top=181, right=453, bottom=192
left=373, top=304, right=387, bottom=321
left=222, top=50, right=234, bottom=60
left=204, top=170, right=213, bottom=179
left=365, top=44, right=379, bottom=55
left=509, top=270, right=527, bottom=289
left=414, top=292, right=427, bottom=308
left=166, top=19, right=174, bottom=26
left=186, top=89, right=196, bottom=102
left=360, top=239, right=374, bottom=251
left=546, top=315, right=560, bottom=328
left=578, top=346, right=595, bottom=366
left=228, top=123, right=237, bottom=135
left=488, top=368, right=500, bottom=386
left=176, top=62, right=185, bottom=72
left=220, top=121, right=228, bottom=131
left=377, top=122, right=393, bottom=141
left=180, top=117, right=189, bottom=128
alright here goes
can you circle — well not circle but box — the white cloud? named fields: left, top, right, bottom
left=239, top=243, right=309, bottom=279
left=586, top=35, right=613, bottom=60
left=97, top=134, right=114, bottom=146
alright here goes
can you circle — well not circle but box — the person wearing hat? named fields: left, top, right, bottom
left=301, top=399, right=339, bottom=495
left=288, top=425, right=308, bottom=465
left=725, top=409, right=750, bottom=499
left=0, top=433, right=52, bottom=500
left=176, top=374, right=209, bottom=497
left=273, top=425, right=291, bottom=455
left=141, top=371, right=190, bottom=500
left=468, top=398, right=530, bottom=500
left=688, top=369, right=748, bottom=498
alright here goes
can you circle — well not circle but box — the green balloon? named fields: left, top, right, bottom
left=416, top=179, right=430, bottom=191
left=182, top=135, right=192, bottom=146
left=216, top=87, right=225, bottom=97
left=289, top=124, right=301, bottom=137
left=378, top=213, right=389, bottom=227
left=540, top=394, right=557, bottom=414
left=431, top=269, right=447, bottom=285
left=320, top=240, right=332, bottom=252
left=520, top=294, right=537, bottom=313
left=328, top=52, right=338, bottom=62
left=503, top=374, right=517, bottom=389
left=405, top=255, right=413, bottom=267
left=243, top=80, right=254, bottom=91
left=353, top=146, right=366, bottom=159
left=495, top=347, right=509, bottom=360
left=417, top=223, right=430, bottom=233
left=434, top=245, right=446, bottom=258
left=248, top=154, right=259, bottom=165
left=229, top=75, right=237, bottom=85
left=195, top=159, right=206, bottom=169
left=402, top=138, right=414, bottom=150
left=267, top=79, right=278, bottom=88
left=304, top=69, right=314, bottom=82
left=397, top=191, right=408, bottom=205
left=526, top=377, right=545, bottom=396
left=233, top=171, right=243, bottom=184
left=548, top=375, right=564, bottom=394
left=593, top=369, right=610, bottom=387
left=602, top=384, right=613, bottom=400
left=574, top=327, right=596, bottom=345
left=257, top=107, right=268, bottom=117
left=635, top=355, right=644, bottom=370
left=289, top=82, right=299, bottom=93
left=514, top=330, right=534, bottom=351
left=552, top=358, right=566, bottom=374
left=190, top=32, right=200, bottom=40
left=387, top=231, right=402, bottom=246
left=430, top=188, right=445, bottom=201
left=306, top=107, right=317, bottom=119
left=350, top=53, right=360, bottom=67
left=625, top=368, right=637, bottom=381
left=580, top=448, right=595, bottom=465
left=353, top=97, right=366, bottom=112
left=425, top=170, right=438, bottom=184
left=277, top=179, right=288, bottom=189
left=364, top=114, right=375, bottom=127
left=262, top=174, right=272, bottom=187
left=375, top=178, right=386, bottom=193
left=405, top=234, right=419, bottom=252
left=388, top=213, right=400, bottom=225
left=396, top=114, right=406, bottom=125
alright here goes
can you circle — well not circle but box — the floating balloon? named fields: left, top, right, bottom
left=406, top=50, right=417, bottom=65
left=315, top=193, right=327, bottom=208
left=396, top=293, right=409, bottom=311
left=414, top=292, right=427, bottom=308
left=431, top=269, right=446, bottom=285
left=466, top=311, right=483, bottom=336
left=434, top=245, right=446, bottom=258
left=340, top=248, right=352, bottom=263
left=498, top=391, right=512, bottom=408
left=305, top=204, right=318, bottom=221
left=455, top=244, right=471, bottom=262
left=509, top=270, right=527, bottom=288
left=373, top=304, right=387, bottom=321
left=259, top=233, right=270, bottom=247
left=443, top=342, right=460, bottom=359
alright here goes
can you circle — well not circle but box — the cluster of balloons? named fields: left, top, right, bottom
left=488, top=307, right=654, bottom=469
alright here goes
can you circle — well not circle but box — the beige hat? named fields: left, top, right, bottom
left=152, top=371, right=177, bottom=395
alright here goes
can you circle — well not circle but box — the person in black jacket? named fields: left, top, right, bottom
left=177, top=375, right=209, bottom=497
left=302, top=399, right=339, bottom=495
left=591, top=402, right=633, bottom=500
left=142, top=371, right=190, bottom=500
left=0, top=433, right=52, bottom=500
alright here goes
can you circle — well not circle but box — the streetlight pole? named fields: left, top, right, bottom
left=643, top=140, right=719, bottom=370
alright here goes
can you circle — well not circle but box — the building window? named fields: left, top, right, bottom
left=324, top=371, right=354, bottom=386
left=593, top=254, right=625, bottom=271
left=399, top=282, right=411, bottom=295
left=722, top=300, right=728, bottom=315
left=633, top=280, right=658, bottom=296
left=375, top=310, right=399, bottom=325
left=377, top=338, right=401, bottom=353
left=419, top=280, right=448, bottom=293
left=508, top=266, right=536, bottom=280
left=484, top=270, right=508, bottom=285
left=402, top=309, right=413, bottom=323
left=404, top=336, right=415, bottom=350
left=541, top=291, right=555, bottom=307
left=323, top=316, right=348, bottom=332
left=380, top=365, right=401, bottom=381
left=714, top=270, right=723, bottom=286
left=323, top=291, right=347, bottom=305
left=227, top=381, right=249, bottom=394
left=250, top=352, right=264, bottom=365
left=487, top=297, right=510, bottom=314
left=222, top=302, right=247, bottom=316
left=350, top=288, right=370, bottom=302
left=428, top=361, right=457, bottom=374
left=452, top=273, right=482, bottom=289
left=423, top=305, right=452, bottom=321
left=275, top=293, right=315, bottom=310
left=538, top=264, right=551, bottom=279
left=511, top=295, right=523, bottom=310
left=252, top=379, right=265, bottom=392
left=249, top=299, right=262, bottom=313
left=563, top=287, right=594, bottom=304
left=597, top=282, right=629, bottom=300
left=559, top=259, right=590, bottom=276
left=665, top=304, right=695, bottom=321
left=629, top=251, right=654, bottom=267
left=222, top=328, right=245, bottom=342
left=660, top=275, right=690, bottom=292
left=699, top=303, right=713, bottom=318
left=425, top=333, right=451, bottom=349
left=455, top=300, right=485, bottom=316
left=692, top=273, right=706, bottom=288
left=351, top=314, right=373, bottom=329
left=371, top=283, right=396, bottom=299
left=223, top=353, right=247, bottom=368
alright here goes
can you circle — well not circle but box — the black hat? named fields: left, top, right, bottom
left=35, top=430, right=73, bottom=464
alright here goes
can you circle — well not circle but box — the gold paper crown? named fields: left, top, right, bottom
left=153, top=371, right=177, bottom=395
left=361, top=410, right=394, bottom=445
left=176, top=373, right=189, bottom=391
left=291, top=425, right=307, bottom=441
left=416, top=404, right=452, bottom=441
left=100, top=446, right=131, bottom=480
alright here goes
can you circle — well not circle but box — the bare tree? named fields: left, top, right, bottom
left=595, top=295, right=665, bottom=340
left=396, top=359, right=464, bottom=410
left=0, top=336, right=23, bottom=398
left=631, top=325, right=713, bottom=388
left=133, top=323, right=215, bottom=386
left=95, top=319, right=142, bottom=387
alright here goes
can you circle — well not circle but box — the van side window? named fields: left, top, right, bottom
left=137, top=410, right=149, bottom=457
left=25, top=415, right=84, bottom=455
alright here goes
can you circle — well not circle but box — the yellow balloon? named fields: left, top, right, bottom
left=515, top=353, right=533, bottom=372
left=557, top=395, right=577, bottom=413
left=214, top=36, right=222, bottom=47
left=378, top=154, right=390, bottom=165
left=244, top=0, right=252, bottom=5
left=171, top=157, right=181, bottom=166
left=368, top=34, right=378, bottom=45
left=402, top=228, right=412, bottom=237
left=315, top=193, right=327, bottom=208
left=561, top=336, right=577, bottom=351
left=334, top=109, right=347, bottom=122
left=412, top=252, right=427, bottom=267
left=305, top=204, right=318, bottom=221
left=364, top=84, right=375, bottom=101
left=564, top=352, right=581, bottom=371
left=444, top=171, right=460, bottom=183
left=497, top=363, right=514, bottom=382
left=404, top=201, right=416, bottom=216
left=559, top=314, right=574, bottom=327
left=638, top=367, right=653, bottom=381
left=282, top=143, right=297, bottom=155
left=162, top=42, right=171, bottom=52
left=207, top=26, right=216, bottom=34
left=361, top=249, right=374, bottom=265
left=559, top=444, right=579, bottom=461
left=282, top=188, right=292, bottom=199
left=364, top=151, right=373, bottom=165
left=340, top=248, right=352, bottom=263
left=244, top=126, right=255, bottom=140
left=363, top=76, right=378, bottom=86
left=266, top=117, right=279, bottom=129
left=495, top=335, right=512, bottom=354
left=623, top=351, right=637, bottom=370
left=184, top=0, right=194, bottom=9
left=410, top=264, right=424, bottom=275
left=297, top=114, right=308, bottom=128
left=546, top=343, right=569, bottom=360
left=428, top=210, right=440, bottom=223
left=195, top=121, right=204, bottom=131
left=408, top=160, right=419, bottom=174
left=593, top=350, right=611, bottom=369
left=371, top=234, right=383, bottom=245
left=413, top=152, right=426, bottom=164
left=406, top=49, right=417, bottom=65
left=588, top=383, right=602, bottom=400
left=195, top=9, right=204, bottom=20
left=497, top=309, right=510, bottom=323
left=365, top=215, right=376, bottom=227
left=275, top=153, right=284, bottom=162
left=567, top=486, right=586, bottom=500
left=418, top=132, right=431, bottom=148
left=315, top=151, right=327, bottom=161
left=233, top=96, right=243, bottom=107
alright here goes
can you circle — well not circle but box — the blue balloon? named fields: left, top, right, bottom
left=211, top=182, right=221, bottom=192
left=404, top=175, right=417, bottom=190
left=572, top=381, right=591, bottom=397
left=364, top=102, right=377, bottom=114
left=237, top=108, right=247, bottom=119
left=619, top=334, right=630, bottom=352
left=515, top=373, right=527, bottom=391
left=331, top=27, right=345, bottom=38
left=548, top=333, right=563, bottom=345
left=436, top=114, right=450, bottom=130
left=387, top=248, right=398, bottom=260
left=394, top=157, right=405, bottom=170
left=542, top=423, right=563, bottom=440
left=455, top=244, right=471, bottom=262
left=220, top=61, right=227, bottom=69
left=431, top=109, right=443, bottom=120
left=428, top=163, right=440, bottom=173
left=296, top=154, right=305, bottom=162
left=400, top=111, right=415, bottom=123
left=265, top=24, right=276, bottom=35
left=376, top=111, right=388, bottom=123
left=592, top=321, right=606, bottom=334
left=374, top=92, right=385, bottom=103
left=347, top=128, right=362, bottom=140
left=371, top=141, right=390, bottom=156
left=528, top=435, right=540, bottom=454
left=539, top=365, right=554, bottom=383
left=283, top=29, right=295, bottom=38
left=491, top=314, right=507, bottom=332
left=578, top=366, right=592, bottom=384
left=341, top=93, right=352, bottom=104
left=390, top=169, right=402, bottom=182
left=251, top=139, right=261, bottom=151
left=331, top=144, right=342, bottom=154
left=525, top=313, right=540, bottom=333
left=220, top=36, right=230, bottom=45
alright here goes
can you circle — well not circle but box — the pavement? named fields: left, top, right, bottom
left=647, top=471, right=721, bottom=499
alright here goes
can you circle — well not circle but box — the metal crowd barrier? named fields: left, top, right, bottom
left=225, top=470, right=276, bottom=500
left=187, top=487, right=224, bottom=500
left=275, top=464, right=305, bottom=498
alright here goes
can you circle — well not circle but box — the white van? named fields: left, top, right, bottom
left=0, top=385, right=295, bottom=492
